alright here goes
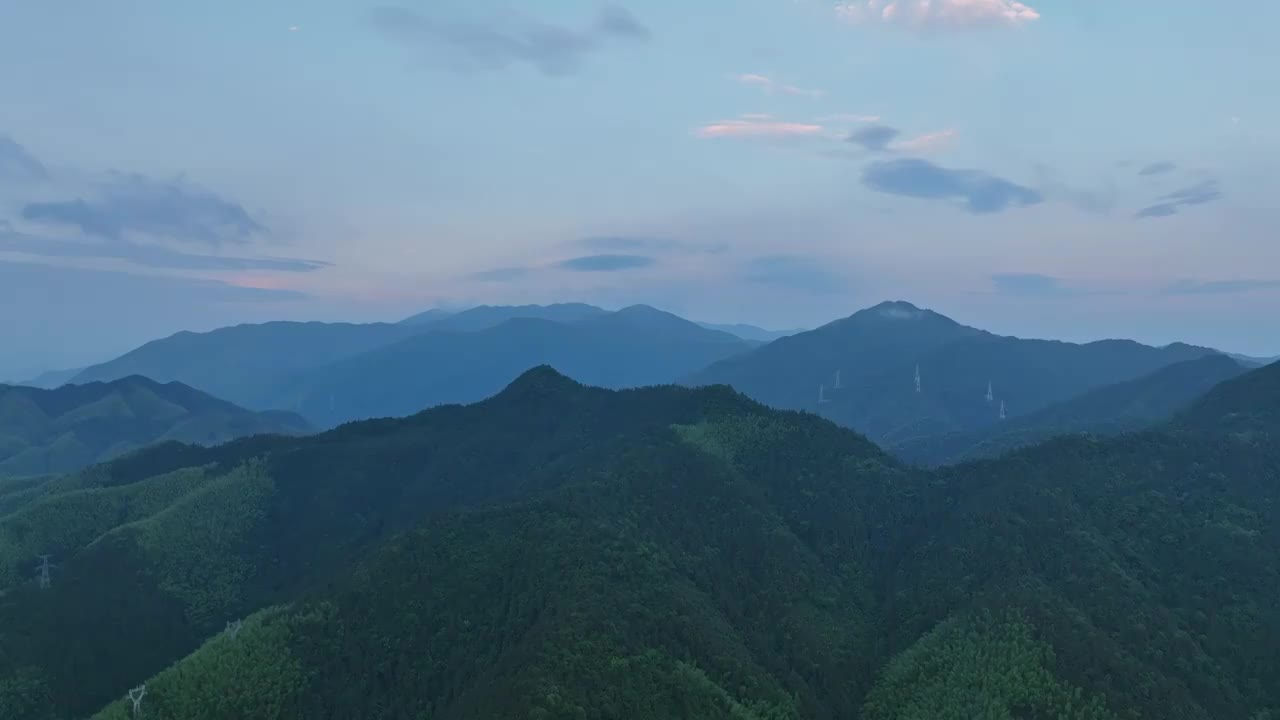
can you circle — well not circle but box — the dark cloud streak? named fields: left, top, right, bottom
left=1138, top=161, right=1177, bottom=176
left=989, top=273, right=1116, bottom=298
left=1135, top=179, right=1222, bottom=219
left=1161, top=279, right=1280, bottom=295
left=577, top=236, right=728, bottom=254
left=557, top=254, right=655, bottom=272
left=21, top=173, right=265, bottom=245
left=0, top=225, right=327, bottom=273
left=469, top=266, right=531, bottom=282
left=742, top=255, right=845, bottom=293
left=368, top=4, right=651, bottom=76
left=0, top=135, right=48, bottom=181
left=862, top=158, right=1043, bottom=214
left=846, top=125, right=900, bottom=152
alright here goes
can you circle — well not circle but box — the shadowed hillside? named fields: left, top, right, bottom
left=890, top=353, right=1248, bottom=466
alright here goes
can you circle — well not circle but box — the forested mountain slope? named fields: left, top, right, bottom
left=891, top=353, right=1248, bottom=466
left=0, top=365, right=1275, bottom=719
left=0, top=377, right=309, bottom=479
left=686, top=301, right=1220, bottom=445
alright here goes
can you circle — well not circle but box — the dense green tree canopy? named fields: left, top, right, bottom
left=0, top=364, right=1276, bottom=719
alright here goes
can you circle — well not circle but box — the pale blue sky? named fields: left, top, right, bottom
left=2, top=0, right=1278, bottom=377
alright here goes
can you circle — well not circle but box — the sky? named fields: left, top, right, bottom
left=2, top=0, right=1278, bottom=378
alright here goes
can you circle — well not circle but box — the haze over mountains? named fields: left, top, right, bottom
left=2, top=361, right=1276, bottom=719
left=0, top=378, right=309, bottom=479
left=60, top=300, right=1259, bottom=456
left=890, top=352, right=1250, bottom=466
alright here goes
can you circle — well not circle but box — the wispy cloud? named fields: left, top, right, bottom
left=1161, top=279, right=1280, bottom=296
left=0, top=259, right=308, bottom=304
left=818, top=113, right=882, bottom=123
left=862, top=158, right=1043, bottom=214
left=1030, top=164, right=1118, bottom=216
left=594, top=4, right=652, bottom=39
left=557, top=254, right=656, bottom=272
left=735, top=73, right=824, bottom=98
left=577, top=236, right=728, bottom=254
left=469, top=266, right=531, bottom=282
left=695, top=116, right=828, bottom=139
left=0, top=223, right=327, bottom=273
left=21, top=173, right=266, bottom=245
left=0, top=135, right=47, bottom=181
left=742, top=255, right=846, bottom=293
left=1135, top=179, right=1222, bottom=219
left=847, top=124, right=957, bottom=154
left=835, top=0, right=1041, bottom=29
left=990, top=273, right=1110, bottom=298
left=1138, top=161, right=1177, bottom=176
left=891, top=129, right=959, bottom=153
left=368, top=4, right=650, bottom=76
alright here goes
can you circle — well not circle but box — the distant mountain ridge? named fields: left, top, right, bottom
left=1226, top=352, right=1280, bottom=367
left=18, top=367, right=84, bottom=390
left=686, top=300, right=1223, bottom=444
left=0, top=376, right=310, bottom=478
left=70, top=304, right=755, bottom=428
left=696, top=321, right=805, bottom=342
left=70, top=299, right=1239, bottom=446
left=277, top=305, right=754, bottom=427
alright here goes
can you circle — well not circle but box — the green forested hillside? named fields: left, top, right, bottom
left=0, top=365, right=1276, bottom=719
left=0, top=377, right=310, bottom=479
left=891, top=353, right=1248, bottom=466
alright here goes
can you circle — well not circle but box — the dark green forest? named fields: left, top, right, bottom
left=1, top=363, right=1277, bottom=719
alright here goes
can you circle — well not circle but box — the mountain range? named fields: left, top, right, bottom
left=64, top=300, right=1246, bottom=450
left=277, top=305, right=756, bottom=428
left=0, top=361, right=1275, bottom=719
left=685, top=300, right=1223, bottom=447
left=0, top=377, right=310, bottom=479
left=70, top=304, right=759, bottom=429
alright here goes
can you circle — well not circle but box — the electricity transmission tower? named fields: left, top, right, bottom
left=999, top=399, right=1007, bottom=420
left=985, top=380, right=994, bottom=403
left=914, top=365, right=922, bottom=393
left=818, top=384, right=831, bottom=404
left=833, top=369, right=842, bottom=389
left=127, top=685, right=147, bottom=717
left=225, top=619, right=244, bottom=639
left=35, top=555, right=51, bottom=589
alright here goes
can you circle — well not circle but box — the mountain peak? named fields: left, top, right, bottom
left=498, top=365, right=583, bottom=400
left=834, top=300, right=961, bottom=329
left=865, top=300, right=926, bottom=319
left=615, top=303, right=664, bottom=316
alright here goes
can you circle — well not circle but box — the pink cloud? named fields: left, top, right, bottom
left=835, top=0, right=1040, bottom=28
left=735, top=73, right=825, bottom=98
left=891, top=129, right=959, bottom=153
left=695, top=117, right=827, bottom=139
